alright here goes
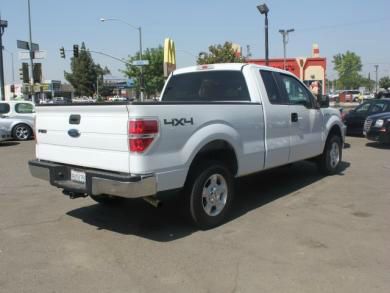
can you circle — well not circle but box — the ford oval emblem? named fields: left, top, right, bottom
left=68, top=129, right=80, bottom=138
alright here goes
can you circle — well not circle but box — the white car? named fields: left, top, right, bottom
left=29, top=63, right=346, bottom=229
left=0, top=101, right=35, bottom=118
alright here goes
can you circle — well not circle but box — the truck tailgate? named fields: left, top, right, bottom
left=35, top=105, right=130, bottom=173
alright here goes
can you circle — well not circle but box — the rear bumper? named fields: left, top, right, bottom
left=28, top=160, right=157, bottom=199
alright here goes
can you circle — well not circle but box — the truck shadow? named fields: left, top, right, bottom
left=365, top=142, right=390, bottom=149
left=67, top=161, right=350, bottom=242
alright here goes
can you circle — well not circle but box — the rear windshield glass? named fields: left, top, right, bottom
left=0, top=103, right=10, bottom=114
left=161, top=71, right=250, bottom=102
left=15, top=103, right=34, bottom=113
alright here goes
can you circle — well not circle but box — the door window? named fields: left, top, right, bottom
left=15, top=103, right=34, bottom=114
left=355, top=103, right=371, bottom=114
left=369, top=102, right=388, bottom=114
left=280, top=74, right=313, bottom=108
left=0, top=103, right=10, bottom=114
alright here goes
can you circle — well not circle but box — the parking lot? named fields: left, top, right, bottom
left=0, top=137, right=389, bottom=293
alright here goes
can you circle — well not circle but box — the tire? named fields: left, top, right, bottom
left=12, top=124, right=32, bottom=141
left=90, top=194, right=122, bottom=205
left=317, top=135, right=342, bottom=175
left=183, top=160, right=235, bottom=230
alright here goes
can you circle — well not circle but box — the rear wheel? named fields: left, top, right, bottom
left=12, top=124, right=32, bottom=141
left=183, top=161, right=234, bottom=230
left=317, top=135, right=342, bottom=175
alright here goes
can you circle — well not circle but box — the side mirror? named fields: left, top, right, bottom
left=318, top=95, right=329, bottom=108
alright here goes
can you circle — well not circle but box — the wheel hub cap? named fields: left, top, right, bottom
left=330, top=142, right=340, bottom=168
left=202, top=174, right=228, bottom=217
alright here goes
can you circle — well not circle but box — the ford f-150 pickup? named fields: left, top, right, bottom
left=29, top=63, right=346, bottom=229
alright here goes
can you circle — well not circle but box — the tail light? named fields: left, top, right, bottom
left=128, top=119, right=159, bottom=153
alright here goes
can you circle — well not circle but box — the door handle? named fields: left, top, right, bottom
left=291, top=113, right=298, bottom=122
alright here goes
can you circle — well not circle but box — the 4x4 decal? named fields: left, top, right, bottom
left=164, top=118, right=194, bottom=127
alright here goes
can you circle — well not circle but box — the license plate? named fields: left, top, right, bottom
left=70, top=169, right=86, bottom=184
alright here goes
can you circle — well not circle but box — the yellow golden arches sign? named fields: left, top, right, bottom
left=164, top=38, right=176, bottom=77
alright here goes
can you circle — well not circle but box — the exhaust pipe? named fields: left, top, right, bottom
left=62, top=190, right=87, bottom=199
left=143, top=196, right=161, bottom=208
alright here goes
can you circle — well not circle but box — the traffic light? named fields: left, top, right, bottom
left=60, top=46, right=65, bottom=58
left=10, top=84, right=15, bottom=93
left=33, top=63, right=42, bottom=83
left=73, top=44, right=79, bottom=58
left=19, top=63, right=29, bottom=83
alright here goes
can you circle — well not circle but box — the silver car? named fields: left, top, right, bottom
left=0, top=128, right=12, bottom=142
left=0, top=115, right=34, bottom=141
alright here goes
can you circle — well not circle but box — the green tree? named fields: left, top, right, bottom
left=197, top=42, right=245, bottom=65
left=332, top=51, right=362, bottom=89
left=123, top=46, right=165, bottom=98
left=379, top=76, right=390, bottom=89
left=64, top=42, right=109, bottom=97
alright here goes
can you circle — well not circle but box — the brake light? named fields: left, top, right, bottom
left=128, top=119, right=159, bottom=153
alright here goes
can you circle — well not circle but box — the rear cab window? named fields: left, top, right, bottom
left=0, top=103, right=11, bottom=114
left=161, top=71, right=250, bottom=102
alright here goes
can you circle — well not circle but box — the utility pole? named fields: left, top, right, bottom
left=0, top=18, right=8, bottom=101
left=279, top=29, right=294, bottom=70
left=374, top=65, right=379, bottom=94
left=27, top=0, right=35, bottom=102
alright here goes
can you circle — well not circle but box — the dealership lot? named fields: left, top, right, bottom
left=0, top=137, right=389, bottom=293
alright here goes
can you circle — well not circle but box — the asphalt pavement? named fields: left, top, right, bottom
left=0, top=137, right=389, bottom=293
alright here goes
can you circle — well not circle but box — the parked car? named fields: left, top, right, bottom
left=343, top=98, right=390, bottom=135
left=0, top=115, right=34, bottom=141
left=0, top=128, right=12, bottom=142
left=339, top=90, right=360, bottom=103
left=29, top=63, right=345, bottom=229
left=0, top=101, right=35, bottom=118
left=363, top=112, right=390, bottom=144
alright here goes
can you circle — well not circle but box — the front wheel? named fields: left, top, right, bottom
left=184, top=161, right=234, bottom=230
left=317, top=135, right=342, bottom=175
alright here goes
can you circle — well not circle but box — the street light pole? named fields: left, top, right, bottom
left=279, top=28, right=294, bottom=70
left=0, top=18, right=8, bottom=100
left=257, top=3, right=270, bottom=66
left=100, top=17, right=144, bottom=101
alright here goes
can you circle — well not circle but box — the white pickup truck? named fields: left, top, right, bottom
left=29, top=63, right=346, bottom=229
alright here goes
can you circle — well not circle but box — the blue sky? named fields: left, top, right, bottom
left=1, top=0, right=390, bottom=84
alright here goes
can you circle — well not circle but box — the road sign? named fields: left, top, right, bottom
left=18, top=51, right=30, bottom=60
left=17, top=40, right=39, bottom=51
left=132, top=60, right=149, bottom=66
left=19, top=50, right=46, bottom=60
left=33, top=51, right=46, bottom=59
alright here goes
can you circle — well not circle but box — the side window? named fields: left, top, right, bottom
left=260, top=70, right=285, bottom=104
left=0, top=103, right=10, bottom=114
left=15, top=103, right=34, bottom=114
left=369, top=102, right=386, bottom=114
left=280, top=74, right=313, bottom=108
left=355, top=103, right=370, bottom=113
